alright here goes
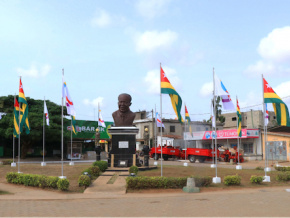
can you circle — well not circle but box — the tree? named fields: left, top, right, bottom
left=207, top=97, right=225, bottom=124
left=0, top=95, right=70, bottom=158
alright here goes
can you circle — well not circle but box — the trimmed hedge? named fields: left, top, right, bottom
left=250, top=175, right=263, bottom=184
left=275, top=166, right=290, bottom=172
left=6, top=172, right=69, bottom=191
left=223, top=175, right=241, bottom=186
left=82, top=166, right=101, bottom=177
left=126, top=176, right=212, bottom=190
left=276, top=172, right=290, bottom=181
left=92, top=161, right=108, bottom=172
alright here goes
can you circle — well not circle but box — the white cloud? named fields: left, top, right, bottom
left=135, top=0, right=171, bottom=19
left=244, top=26, right=290, bottom=77
left=200, top=82, right=213, bottom=97
left=258, top=26, right=290, bottom=63
left=274, top=81, right=290, bottom=100
left=135, top=30, right=178, bottom=53
left=91, top=9, right=112, bottom=28
left=144, top=67, right=181, bottom=94
left=16, top=63, right=51, bottom=78
left=83, top=97, right=104, bottom=108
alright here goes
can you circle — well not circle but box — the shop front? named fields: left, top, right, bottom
left=185, top=129, right=262, bottom=160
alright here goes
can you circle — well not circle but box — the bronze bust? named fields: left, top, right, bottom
left=112, top=93, right=136, bottom=126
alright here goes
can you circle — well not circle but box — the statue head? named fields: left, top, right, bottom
left=118, top=93, right=132, bottom=113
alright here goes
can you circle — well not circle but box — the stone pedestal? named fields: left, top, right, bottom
left=108, top=127, right=139, bottom=167
left=183, top=178, right=200, bottom=193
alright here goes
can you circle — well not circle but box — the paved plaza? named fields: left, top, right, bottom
left=0, top=160, right=290, bottom=217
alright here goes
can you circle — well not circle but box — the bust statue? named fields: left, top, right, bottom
left=112, top=93, right=136, bottom=126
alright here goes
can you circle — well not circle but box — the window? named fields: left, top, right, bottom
left=243, top=143, right=253, bottom=154
left=232, top=117, right=237, bottom=121
left=205, top=127, right=209, bottom=131
left=170, top=126, right=175, bottom=132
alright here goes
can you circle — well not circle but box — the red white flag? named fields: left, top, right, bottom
left=44, top=100, right=49, bottom=126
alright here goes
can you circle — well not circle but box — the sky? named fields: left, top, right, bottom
left=1, top=0, right=290, bottom=123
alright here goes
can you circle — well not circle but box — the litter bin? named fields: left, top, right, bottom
left=95, top=146, right=101, bottom=161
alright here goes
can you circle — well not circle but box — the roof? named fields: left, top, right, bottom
left=268, top=126, right=290, bottom=133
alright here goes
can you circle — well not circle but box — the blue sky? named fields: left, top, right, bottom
left=1, top=0, right=290, bottom=122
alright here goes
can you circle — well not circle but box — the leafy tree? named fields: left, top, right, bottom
left=207, top=97, right=225, bottom=124
left=0, top=95, right=70, bottom=158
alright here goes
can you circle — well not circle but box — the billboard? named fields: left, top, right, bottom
left=65, top=119, right=113, bottom=139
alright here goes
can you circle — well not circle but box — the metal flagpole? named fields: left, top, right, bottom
left=210, top=97, right=215, bottom=168
left=154, top=105, right=157, bottom=161
left=60, top=69, right=65, bottom=178
left=236, top=96, right=242, bottom=170
left=184, top=104, right=187, bottom=160
left=18, top=77, right=21, bottom=173
left=42, top=97, right=46, bottom=166
left=69, top=116, right=74, bottom=165
left=13, top=94, right=15, bottom=164
left=262, top=74, right=269, bottom=181
left=160, top=63, right=163, bottom=177
left=212, top=68, right=220, bottom=183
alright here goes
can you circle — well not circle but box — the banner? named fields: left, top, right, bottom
left=65, top=119, right=113, bottom=139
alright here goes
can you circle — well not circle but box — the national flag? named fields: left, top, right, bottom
left=156, top=112, right=165, bottom=128
left=214, top=74, right=235, bottom=111
left=71, top=115, right=77, bottom=135
left=18, top=78, right=30, bottom=134
left=62, top=76, right=76, bottom=116
left=44, top=100, right=49, bottom=126
left=263, top=78, right=290, bottom=126
left=13, top=97, right=20, bottom=137
left=160, top=67, right=184, bottom=123
left=265, top=104, right=269, bottom=126
left=236, top=98, right=242, bottom=137
left=98, top=110, right=106, bottom=128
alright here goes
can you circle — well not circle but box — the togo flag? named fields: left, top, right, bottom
left=160, top=67, right=184, bottom=123
left=19, top=78, right=30, bottom=134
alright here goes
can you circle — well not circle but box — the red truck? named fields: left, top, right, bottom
left=150, top=145, right=185, bottom=160
left=185, top=148, right=219, bottom=163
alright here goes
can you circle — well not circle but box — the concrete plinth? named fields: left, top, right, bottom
left=264, top=167, right=271, bottom=172
left=11, top=162, right=16, bottom=167
left=59, top=176, right=67, bottom=179
left=41, top=162, right=46, bottom=166
left=183, top=163, right=188, bottom=167
left=236, top=165, right=242, bottom=170
left=154, top=161, right=158, bottom=166
left=212, top=177, right=221, bottom=184
left=69, top=162, right=74, bottom=166
left=183, top=178, right=200, bottom=193
left=263, top=176, right=271, bottom=182
left=210, top=164, right=216, bottom=168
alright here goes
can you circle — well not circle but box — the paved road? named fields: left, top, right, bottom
left=0, top=159, right=289, bottom=217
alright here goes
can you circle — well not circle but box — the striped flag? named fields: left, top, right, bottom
left=185, top=105, right=192, bottom=135
left=156, top=112, right=165, bottom=128
left=265, top=104, right=269, bottom=126
left=19, top=78, right=30, bottom=134
left=71, top=116, right=77, bottom=135
left=13, top=97, right=20, bottom=137
left=236, top=98, right=242, bottom=137
left=160, top=67, right=184, bottom=123
left=44, top=100, right=49, bottom=126
left=98, top=110, right=106, bottom=128
left=62, top=76, right=76, bottom=116
left=263, top=78, right=290, bottom=126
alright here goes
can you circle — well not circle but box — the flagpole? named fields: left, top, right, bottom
left=262, top=74, right=269, bottom=181
left=211, top=97, right=215, bottom=167
left=42, top=97, right=46, bottom=166
left=184, top=104, right=187, bottom=160
left=236, top=96, right=240, bottom=167
left=61, top=69, right=65, bottom=178
left=160, top=63, right=163, bottom=177
left=213, top=68, right=220, bottom=183
left=154, top=105, right=157, bottom=162
left=13, top=94, right=15, bottom=164
left=18, top=77, right=21, bottom=173
left=69, top=116, right=73, bottom=165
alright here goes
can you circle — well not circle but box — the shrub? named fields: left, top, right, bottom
left=92, top=161, right=108, bottom=172
left=57, top=179, right=70, bottom=191
left=250, top=175, right=263, bottom=184
left=82, top=168, right=92, bottom=176
left=275, top=166, right=290, bottom=172
left=126, top=176, right=188, bottom=190
left=223, top=175, right=241, bottom=186
left=1, top=160, right=13, bottom=165
left=46, top=176, right=59, bottom=188
left=88, top=166, right=101, bottom=177
left=255, top=166, right=264, bottom=171
left=129, top=166, right=139, bottom=175
left=78, top=175, right=91, bottom=187
left=276, top=172, right=290, bottom=181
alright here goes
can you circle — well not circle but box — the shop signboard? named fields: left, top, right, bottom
left=185, top=129, right=259, bottom=140
left=65, top=119, right=114, bottom=139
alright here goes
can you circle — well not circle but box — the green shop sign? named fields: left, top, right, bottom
left=65, top=119, right=113, bottom=139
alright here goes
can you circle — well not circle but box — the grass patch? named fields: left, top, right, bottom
left=0, top=190, right=12, bottom=195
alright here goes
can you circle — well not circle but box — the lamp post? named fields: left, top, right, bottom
left=143, top=128, right=150, bottom=167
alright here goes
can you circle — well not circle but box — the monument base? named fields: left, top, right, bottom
left=108, top=127, right=139, bottom=168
